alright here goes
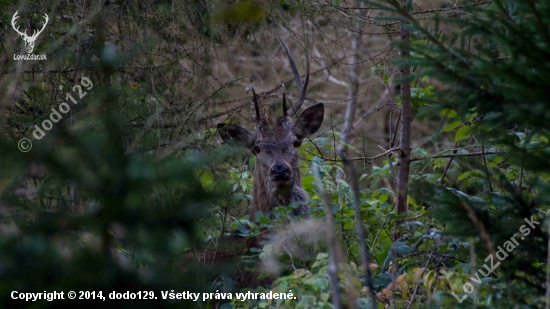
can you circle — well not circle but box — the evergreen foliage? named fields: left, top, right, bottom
left=1, top=0, right=549, bottom=308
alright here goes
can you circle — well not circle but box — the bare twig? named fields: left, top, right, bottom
left=460, top=200, right=496, bottom=257
left=481, top=141, right=494, bottom=192
left=546, top=220, right=550, bottom=309
left=373, top=147, right=403, bottom=160
left=312, top=161, right=343, bottom=309
left=336, top=5, right=363, bottom=180
left=406, top=242, right=437, bottom=309
left=354, top=103, right=395, bottom=128
left=410, top=150, right=505, bottom=162
left=340, top=151, right=377, bottom=309
left=440, top=145, right=458, bottom=185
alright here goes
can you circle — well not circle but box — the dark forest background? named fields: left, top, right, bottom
left=0, top=0, right=549, bottom=308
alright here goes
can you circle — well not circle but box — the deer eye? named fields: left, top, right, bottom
left=252, top=146, right=261, bottom=154
left=293, top=140, right=301, bottom=148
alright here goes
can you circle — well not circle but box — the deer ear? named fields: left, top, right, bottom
left=293, top=103, right=324, bottom=140
left=217, top=123, right=255, bottom=148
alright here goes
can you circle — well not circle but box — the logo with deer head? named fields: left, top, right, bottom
left=11, top=11, right=49, bottom=54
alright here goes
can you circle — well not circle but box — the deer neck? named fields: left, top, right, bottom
left=269, top=171, right=307, bottom=206
left=251, top=166, right=308, bottom=219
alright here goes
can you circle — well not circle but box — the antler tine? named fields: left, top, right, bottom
left=11, top=11, right=27, bottom=37
left=278, top=37, right=302, bottom=90
left=251, top=87, right=262, bottom=123
left=292, top=56, right=309, bottom=113
left=282, top=91, right=288, bottom=117
left=278, top=36, right=309, bottom=116
left=30, top=13, right=49, bottom=39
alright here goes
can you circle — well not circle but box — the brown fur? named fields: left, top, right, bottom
left=251, top=116, right=308, bottom=219
left=218, top=104, right=324, bottom=221
left=217, top=101, right=324, bottom=288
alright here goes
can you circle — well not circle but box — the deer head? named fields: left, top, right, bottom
left=12, top=11, right=49, bottom=54
left=218, top=40, right=324, bottom=219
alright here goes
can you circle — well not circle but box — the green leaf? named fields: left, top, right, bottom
left=239, top=179, right=247, bottom=191
left=441, top=108, right=458, bottom=118
left=200, top=171, right=214, bottom=186
left=444, top=120, right=462, bottom=132
left=302, top=175, right=315, bottom=190
left=457, top=170, right=485, bottom=181
left=455, top=125, right=472, bottom=142
left=312, top=137, right=330, bottom=145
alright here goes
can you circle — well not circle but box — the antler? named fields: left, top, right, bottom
left=11, top=12, right=49, bottom=40
left=282, top=91, right=288, bottom=117
left=29, top=13, right=49, bottom=39
left=247, top=86, right=262, bottom=123
left=11, top=11, right=28, bottom=38
left=278, top=37, right=310, bottom=116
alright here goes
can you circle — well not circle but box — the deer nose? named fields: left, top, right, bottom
left=270, top=164, right=290, bottom=180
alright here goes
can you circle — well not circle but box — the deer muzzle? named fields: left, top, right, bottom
left=270, top=164, right=291, bottom=182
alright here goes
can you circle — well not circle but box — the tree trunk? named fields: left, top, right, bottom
left=396, top=1, right=411, bottom=216
left=336, top=2, right=362, bottom=180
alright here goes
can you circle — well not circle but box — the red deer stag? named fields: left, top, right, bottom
left=217, top=42, right=324, bottom=223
